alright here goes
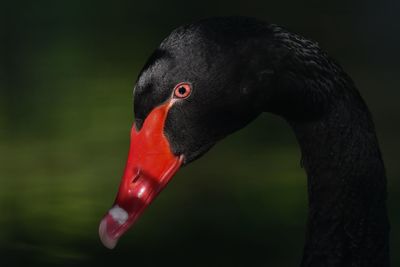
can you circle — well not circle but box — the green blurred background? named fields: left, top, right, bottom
left=1, top=0, right=399, bottom=266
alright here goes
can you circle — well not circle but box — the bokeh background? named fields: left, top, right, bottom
left=1, top=0, right=399, bottom=266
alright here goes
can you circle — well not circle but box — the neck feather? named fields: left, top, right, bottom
left=263, top=26, right=390, bottom=266
left=290, top=98, right=390, bottom=267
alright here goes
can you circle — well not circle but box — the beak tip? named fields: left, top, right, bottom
left=99, top=217, right=119, bottom=249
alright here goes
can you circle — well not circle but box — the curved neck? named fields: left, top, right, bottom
left=290, top=100, right=390, bottom=267
left=260, top=26, right=391, bottom=266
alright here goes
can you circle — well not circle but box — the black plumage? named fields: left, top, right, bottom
left=133, top=17, right=390, bottom=267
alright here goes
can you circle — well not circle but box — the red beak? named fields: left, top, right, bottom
left=99, top=100, right=183, bottom=249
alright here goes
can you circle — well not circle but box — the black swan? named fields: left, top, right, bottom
left=99, top=17, right=390, bottom=267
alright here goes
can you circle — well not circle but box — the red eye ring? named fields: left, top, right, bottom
left=173, top=82, right=191, bottom=99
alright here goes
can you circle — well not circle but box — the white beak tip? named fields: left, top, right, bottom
left=99, top=217, right=119, bottom=249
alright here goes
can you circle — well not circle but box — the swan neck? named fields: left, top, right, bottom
left=290, top=100, right=390, bottom=267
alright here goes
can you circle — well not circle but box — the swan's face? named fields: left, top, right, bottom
left=99, top=23, right=271, bottom=249
left=134, top=39, right=265, bottom=164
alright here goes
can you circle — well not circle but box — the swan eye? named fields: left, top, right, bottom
left=173, top=83, right=191, bottom=99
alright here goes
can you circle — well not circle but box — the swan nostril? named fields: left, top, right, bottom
left=131, top=169, right=141, bottom=184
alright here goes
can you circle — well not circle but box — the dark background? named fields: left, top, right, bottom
left=1, top=0, right=399, bottom=266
